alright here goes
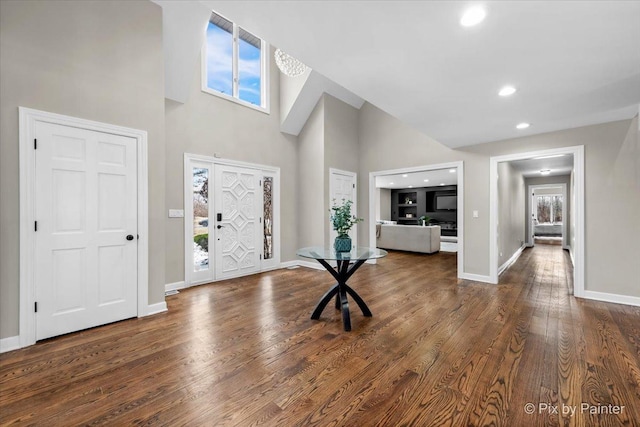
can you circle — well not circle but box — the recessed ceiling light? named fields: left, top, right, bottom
left=408, top=185, right=413, bottom=188
left=440, top=183, right=446, bottom=186
left=449, top=169, right=456, bottom=173
left=499, top=86, right=516, bottom=97
left=402, top=174, right=408, bottom=178
left=516, top=122, right=530, bottom=129
left=423, top=179, right=429, bottom=182
left=540, top=169, right=551, bottom=175
left=534, top=154, right=565, bottom=160
left=389, top=182, right=394, bottom=185
left=460, top=6, right=486, bottom=27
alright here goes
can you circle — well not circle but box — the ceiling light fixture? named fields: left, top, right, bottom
left=389, top=182, right=394, bottom=185
left=534, top=154, right=565, bottom=160
left=449, top=169, right=456, bottom=173
left=440, top=183, right=446, bottom=186
left=540, top=169, right=551, bottom=175
left=460, top=6, right=486, bottom=27
left=408, top=185, right=413, bottom=188
left=274, top=48, right=307, bottom=77
left=402, top=174, right=408, bottom=178
left=499, top=86, right=516, bottom=97
left=423, top=179, right=429, bottom=182
left=516, top=122, right=530, bottom=129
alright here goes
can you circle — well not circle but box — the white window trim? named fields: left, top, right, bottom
left=201, top=17, right=270, bottom=114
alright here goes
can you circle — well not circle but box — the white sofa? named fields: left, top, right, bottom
left=376, top=224, right=441, bottom=253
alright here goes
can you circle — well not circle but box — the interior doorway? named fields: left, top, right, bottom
left=529, top=184, right=567, bottom=248
left=368, top=161, right=464, bottom=279
left=489, top=146, right=584, bottom=296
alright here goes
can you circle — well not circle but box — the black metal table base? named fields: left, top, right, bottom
left=311, top=258, right=372, bottom=331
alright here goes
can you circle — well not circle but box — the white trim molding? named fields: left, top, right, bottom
left=489, top=146, right=584, bottom=294
left=0, top=336, right=21, bottom=354
left=498, top=245, right=526, bottom=276
left=582, top=291, right=640, bottom=307
left=18, top=107, right=150, bottom=349
left=165, top=281, right=186, bottom=293
left=146, top=302, right=168, bottom=316
left=458, top=273, right=493, bottom=284
left=368, top=162, right=465, bottom=279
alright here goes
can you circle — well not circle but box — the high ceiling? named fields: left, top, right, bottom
left=206, top=1, right=640, bottom=148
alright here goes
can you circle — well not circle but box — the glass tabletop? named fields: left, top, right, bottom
left=297, top=246, right=388, bottom=261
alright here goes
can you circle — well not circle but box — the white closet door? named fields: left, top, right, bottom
left=35, top=121, right=138, bottom=340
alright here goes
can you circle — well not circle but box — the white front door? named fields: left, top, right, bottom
left=329, top=169, right=357, bottom=249
left=34, top=122, right=138, bottom=340
left=214, top=164, right=262, bottom=280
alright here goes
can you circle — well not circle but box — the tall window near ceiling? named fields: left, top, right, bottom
left=203, top=11, right=269, bottom=112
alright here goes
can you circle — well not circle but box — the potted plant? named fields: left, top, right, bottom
left=419, top=215, right=431, bottom=226
left=330, top=199, right=363, bottom=252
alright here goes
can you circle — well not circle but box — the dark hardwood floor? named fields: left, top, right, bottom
left=1, top=246, right=639, bottom=426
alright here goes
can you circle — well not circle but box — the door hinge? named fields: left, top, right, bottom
left=353, top=183, right=355, bottom=188
left=34, top=302, right=38, bottom=312
left=260, top=254, right=262, bottom=260
left=34, top=139, right=37, bottom=150
left=34, top=221, right=38, bottom=231
left=259, top=180, right=262, bottom=186
left=259, top=217, right=262, bottom=223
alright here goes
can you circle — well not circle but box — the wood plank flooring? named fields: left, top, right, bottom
left=1, top=246, right=639, bottom=426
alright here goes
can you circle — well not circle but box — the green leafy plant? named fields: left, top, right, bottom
left=194, top=233, right=208, bottom=251
left=419, top=215, right=431, bottom=225
left=330, top=199, right=363, bottom=237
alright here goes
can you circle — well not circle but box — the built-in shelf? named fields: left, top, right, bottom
left=390, top=185, right=458, bottom=236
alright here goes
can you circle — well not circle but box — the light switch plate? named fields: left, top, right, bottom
left=169, top=209, right=184, bottom=218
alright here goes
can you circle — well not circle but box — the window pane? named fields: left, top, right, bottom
left=206, top=16, right=233, bottom=96
left=263, top=177, right=273, bottom=259
left=537, top=196, right=551, bottom=223
left=238, top=28, right=262, bottom=106
left=193, top=168, right=209, bottom=271
left=553, top=195, right=563, bottom=224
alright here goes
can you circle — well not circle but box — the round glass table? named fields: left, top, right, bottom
left=297, top=246, right=388, bottom=331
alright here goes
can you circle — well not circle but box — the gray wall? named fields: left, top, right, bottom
left=377, top=188, right=392, bottom=221
left=498, top=162, right=525, bottom=267
left=0, top=0, right=166, bottom=339
left=324, top=94, right=360, bottom=246
left=525, top=175, right=572, bottom=248
left=297, top=97, right=325, bottom=249
left=164, top=47, right=299, bottom=284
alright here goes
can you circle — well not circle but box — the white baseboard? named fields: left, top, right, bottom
left=580, top=291, right=640, bottom=307
left=279, top=260, right=299, bottom=269
left=165, top=281, right=186, bottom=293
left=459, top=272, right=494, bottom=284
left=498, top=245, right=525, bottom=276
left=296, top=260, right=325, bottom=270
left=145, top=301, right=168, bottom=316
left=0, top=335, right=20, bottom=353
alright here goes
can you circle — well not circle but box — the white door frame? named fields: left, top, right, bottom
left=489, top=145, right=584, bottom=296
left=18, top=107, right=149, bottom=349
left=183, top=153, right=281, bottom=287
left=368, top=161, right=464, bottom=279
left=528, top=184, right=568, bottom=249
left=329, top=168, right=357, bottom=248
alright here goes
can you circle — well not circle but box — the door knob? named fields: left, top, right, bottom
left=126, top=234, right=134, bottom=241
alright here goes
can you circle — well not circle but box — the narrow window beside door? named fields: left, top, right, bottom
left=193, top=168, right=209, bottom=271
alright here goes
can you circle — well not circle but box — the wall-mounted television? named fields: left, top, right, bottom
left=436, top=195, right=457, bottom=210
